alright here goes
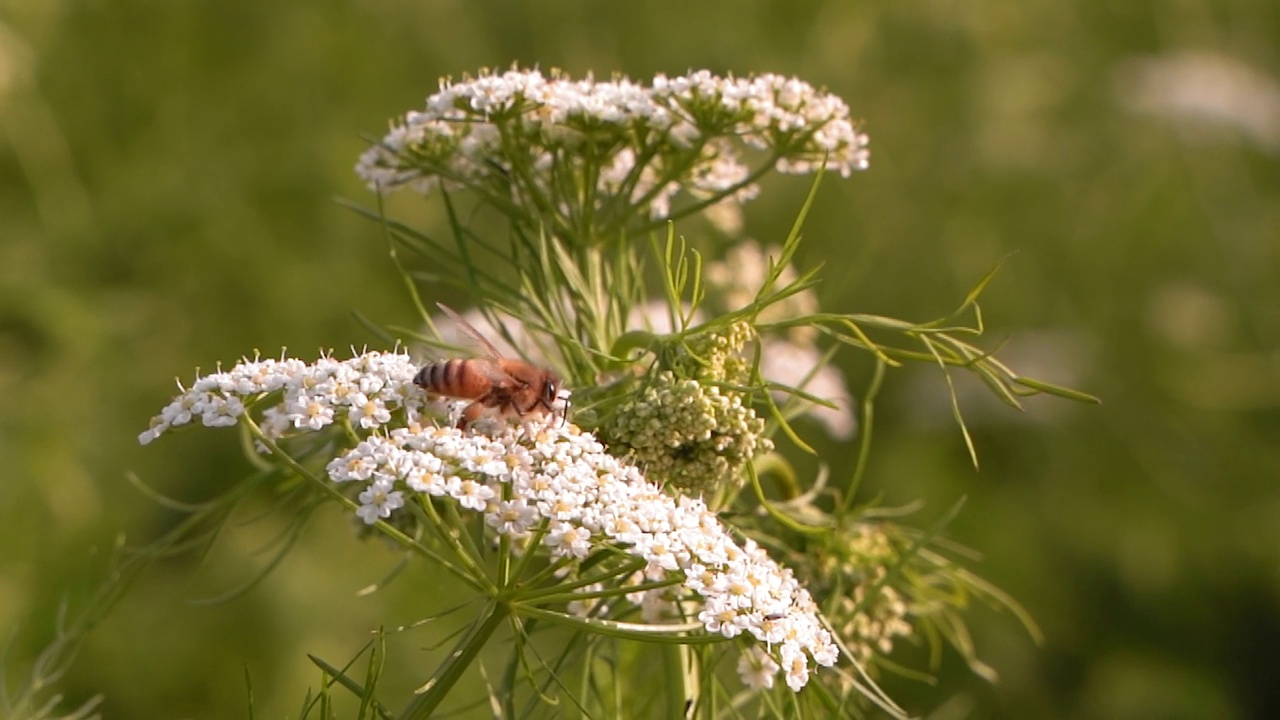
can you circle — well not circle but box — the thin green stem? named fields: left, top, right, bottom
left=839, top=357, right=886, bottom=518
left=241, top=418, right=488, bottom=594
left=521, top=576, right=683, bottom=606
left=399, top=600, right=510, bottom=720
left=506, top=522, right=551, bottom=587
left=632, top=151, right=787, bottom=235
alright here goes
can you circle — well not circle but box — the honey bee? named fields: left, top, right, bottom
left=414, top=303, right=564, bottom=428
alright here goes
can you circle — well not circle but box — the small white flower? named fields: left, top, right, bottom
left=811, top=629, right=839, bottom=668
left=534, top=491, right=583, bottom=522
left=544, top=521, right=592, bottom=559
left=638, top=588, right=676, bottom=623
left=356, top=480, right=404, bottom=525
left=201, top=395, right=244, bottom=427
left=635, top=532, right=683, bottom=572
left=780, top=643, right=811, bottom=692
left=346, top=392, right=392, bottom=429
left=406, top=469, right=446, bottom=495
left=137, top=422, right=165, bottom=446
left=756, top=613, right=789, bottom=646
left=448, top=476, right=496, bottom=512
left=461, top=446, right=510, bottom=478
left=737, top=645, right=780, bottom=690
left=486, top=498, right=538, bottom=536
left=161, top=392, right=202, bottom=426
left=288, top=395, right=334, bottom=431
left=327, top=450, right=377, bottom=483
left=698, top=596, right=747, bottom=639
left=566, top=582, right=603, bottom=617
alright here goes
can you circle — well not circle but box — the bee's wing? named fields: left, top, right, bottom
left=436, top=303, right=503, bottom=360
left=472, top=358, right=520, bottom=388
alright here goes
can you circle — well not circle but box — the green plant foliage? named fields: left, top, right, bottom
left=2, top=2, right=1277, bottom=719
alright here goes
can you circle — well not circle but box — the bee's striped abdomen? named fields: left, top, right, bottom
left=414, top=359, right=492, bottom=400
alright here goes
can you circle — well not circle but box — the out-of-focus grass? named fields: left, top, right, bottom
left=2, top=0, right=1277, bottom=717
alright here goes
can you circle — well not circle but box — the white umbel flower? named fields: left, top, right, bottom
left=331, top=419, right=837, bottom=688
left=142, top=350, right=839, bottom=689
left=356, top=478, right=404, bottom=525
left=356, top=67, right=869, bottom=225
left=139, top=351, right=446, bottom=446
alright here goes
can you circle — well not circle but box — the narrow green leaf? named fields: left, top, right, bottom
left=305, top=651, right=394, bottom=720
left=244, top=666, right=255, bottom=720
left=746, top=464, right=831, bottom=536
left=401, top=602, right=509, bottom=720
left=1013, top=377, right=1102, bottom=403
left=840, top=356, right=886, bottom=517
left=351, top=311, right=399, bottom=347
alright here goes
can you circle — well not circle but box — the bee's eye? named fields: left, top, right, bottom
left=544, top=383, right=557, bottom=403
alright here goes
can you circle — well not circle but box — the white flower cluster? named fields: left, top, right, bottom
left=356, top=67, right=869, bottom=220
left=329, top=420, right=836, bottom=690
left=137, top=351, right=434, bottom=446
left=140, top=350, right=838, bottom=690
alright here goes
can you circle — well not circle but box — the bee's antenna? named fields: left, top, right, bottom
left=557, top=388, right=572, bottom=426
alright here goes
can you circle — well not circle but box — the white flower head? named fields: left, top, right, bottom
left=737, top=645, right=781, bottom=690
left=142, top=350, right=839, bottom=690
left=356, top=479, right=404, bottom=525
left=139, top=350, right=427, bottom=445
left=351, top=420, right=837, bottom=685
left=356, top=67, right=868, bottom=226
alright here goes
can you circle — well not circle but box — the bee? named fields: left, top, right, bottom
left=414, top=303, right=564, bottom=429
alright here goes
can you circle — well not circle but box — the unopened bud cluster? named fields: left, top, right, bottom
left=701, top=243, right=858, bottom=439
left=603, top=371, right=769, bottom=494
left=679, top=320, right=755, bottom=384
left=819, top=525, right=914, bottom=665
left=835, top=574, right=912, bottom=665
left=602, top=322, right=770, bottom=494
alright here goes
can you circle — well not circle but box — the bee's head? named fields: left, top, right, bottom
left=541, top=372, right=562, bottom=410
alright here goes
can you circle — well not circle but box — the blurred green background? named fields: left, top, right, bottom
left=3, top=0, right=1278, bottom=717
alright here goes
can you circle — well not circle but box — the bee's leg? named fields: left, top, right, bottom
left=458, top=401, right=485, bottom=430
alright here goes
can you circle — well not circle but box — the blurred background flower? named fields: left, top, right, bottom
left=1115, top=51, right=1280, bottom=155
left=2, top=1, right=1277, bottom=717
